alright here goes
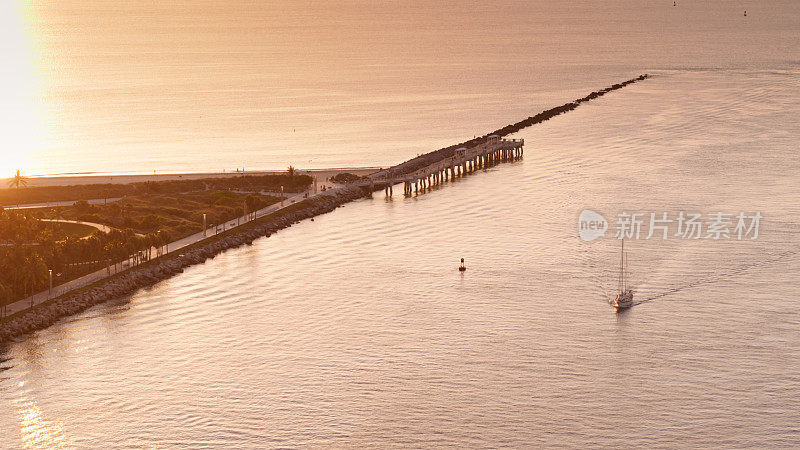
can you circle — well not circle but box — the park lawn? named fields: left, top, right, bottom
left=1, top=188, right=292, bottom=307
left=44, top=191, right=282, bottom=241
left=46, top=222, right=98, bottom=240
left=0, top=173, right=312, bottom=206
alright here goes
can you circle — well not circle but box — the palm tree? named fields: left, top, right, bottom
left=104, top=241, right=118, bottom=273
left=7, top=169, right=28, bottom=189
left=22, top=255, right=47, bottom=306
left=158, top=230, right=171, bottom=254
left=126, top=237, right=140, bottom=266
left=86, top=235, right=103, bottom=270
left=0, top=281, right=11, bottom=319
left=8, top=169, right=29, bottom=208
left=287, top=165, right=296, bottom=178
left=138, top=235, right=151, bottom=263
left=244, top=195, right=258, bottom=221
left=62, top=236, right=79, bottom=276
left=145, top=233, right=157, bottom=260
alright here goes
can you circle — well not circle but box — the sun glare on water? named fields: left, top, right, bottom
left=0, top=1, right=43, bottom=179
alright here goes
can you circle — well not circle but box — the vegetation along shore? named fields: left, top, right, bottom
left=0, top=75, right=648, bottom=343
left=0, top=173, right=311, bottom=311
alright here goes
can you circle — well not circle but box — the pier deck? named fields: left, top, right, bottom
left=363, top=135, right=524, bottom=196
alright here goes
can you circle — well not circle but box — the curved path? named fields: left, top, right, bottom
left=2, top=189, right=317, bottom=319
left=39, top=219, right=113, bottom=234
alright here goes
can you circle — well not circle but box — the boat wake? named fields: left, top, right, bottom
left=634, top=249, right=797, bottom=306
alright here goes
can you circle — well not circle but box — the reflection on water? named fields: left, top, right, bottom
left=1, top=0, right=800, bottom=446
left=1, top=68, right=798, bottom=447
left=17, top=400, right=71, bottom=448
left=10, top=0, right=800, bottom=176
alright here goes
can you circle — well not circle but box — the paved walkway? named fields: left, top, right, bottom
left=3, top=197, right=123, bottom=210
left=39, top=219, right=113, bottom=235
left=0, top=220, right=113, bottom=247
left=1, top=187, right=339, bottom=319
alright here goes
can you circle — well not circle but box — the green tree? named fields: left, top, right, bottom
left=73, top=200, right=91, bottom=213
left=108, top=202, right=121, bottom=218
left=140, top=214, right=161, bottom=232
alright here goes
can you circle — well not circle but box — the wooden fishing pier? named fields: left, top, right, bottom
left=367, top=135, right=524, bottom=196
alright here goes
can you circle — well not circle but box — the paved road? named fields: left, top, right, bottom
left=3, top=197, right=123, bottom=210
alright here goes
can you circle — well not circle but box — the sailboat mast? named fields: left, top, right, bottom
left=619, top=239, right=624, bottom=293
left=624, top=252, right=628, bottom=291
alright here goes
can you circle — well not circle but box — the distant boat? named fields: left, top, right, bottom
left=744, top=10, right=747, bottom=16
left=612, top=239, right=633, bottom=309
left=459, top=258, right=466, bottom=272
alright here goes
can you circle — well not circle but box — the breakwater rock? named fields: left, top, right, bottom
left=0, top=186, right=368, bottom=344
left=386, top=74, right=649, bottom=177
left=1, top=74, right=650, bottom=344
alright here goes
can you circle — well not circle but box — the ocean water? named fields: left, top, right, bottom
left=5, top=0, right=799, bottom=176
left=2, top=1, right=800, bottom=448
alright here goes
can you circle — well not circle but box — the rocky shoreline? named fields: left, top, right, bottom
left=0, top=186, right=368, bottom=344
left=387, top=74, right=649, bottom=177
left=0, top=75, right=650, bottom=344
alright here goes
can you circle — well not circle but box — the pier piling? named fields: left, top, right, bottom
left=366, top=136, right=524, bottom=197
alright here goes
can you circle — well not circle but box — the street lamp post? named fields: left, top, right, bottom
left=48, top=269, right=53, bottom=299
left=203, top=213, right=207, bottom=237
left=281, top=185, right=284, bottom=207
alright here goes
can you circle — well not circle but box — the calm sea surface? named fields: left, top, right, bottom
left=2, top=1, right=800, bottom=448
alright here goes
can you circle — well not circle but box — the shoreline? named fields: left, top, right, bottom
left=0, top=186, right=369, bottom=343
left=1, top=167, right=381, bottom=189
left=0, top=74, right=649, bottom=344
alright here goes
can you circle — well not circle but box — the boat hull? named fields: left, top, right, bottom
left=613, top=291, right=634, bottom=309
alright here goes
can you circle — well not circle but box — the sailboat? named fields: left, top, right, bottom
left=612, top=239, right=634, bottom=309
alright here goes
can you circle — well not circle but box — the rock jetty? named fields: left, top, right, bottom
left=0, top=74, right=650, bottom=343
left=386, top=74, right=649, bottom=177
left=0, top=186, right=367, bottom=343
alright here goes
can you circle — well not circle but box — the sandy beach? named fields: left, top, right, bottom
left=2, top=167, right=381, bottom=188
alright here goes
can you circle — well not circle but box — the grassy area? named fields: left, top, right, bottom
left=1, top=189, right=329, bottom=322
left=44, top=191, right=281, bottom=240
left=46, top=222, right=98, bottom=240
left=0, top=190, right=280, bottom=307
left=0, top=174, right=312, bottom=307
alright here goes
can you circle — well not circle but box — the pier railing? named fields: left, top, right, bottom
left=362, top=136, right=524, bottom=197
left=401, top=137, right=523, bottom=181
left=371, top=137, right=524, bottom=182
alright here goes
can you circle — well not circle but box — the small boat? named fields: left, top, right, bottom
left=458, top=258, right=466, bottom=272
left=612, top=239, right=633, bottom=309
